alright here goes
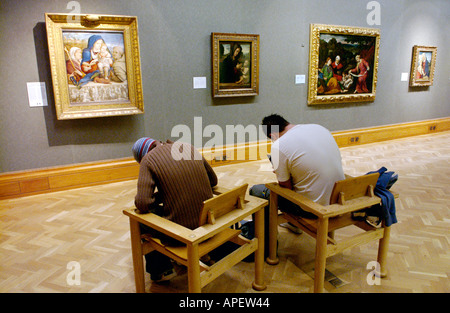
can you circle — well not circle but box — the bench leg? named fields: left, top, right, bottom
left=377, top=223, right=391, bottom=278
left=187, top=243, right=201, bottom=293
left=266, top=192, right=279, bottom=265
left=253, top=208, right=267, bottom=291
left=129, top=219, right=146, bottom=293
left=314, top=217, right=328, bottom=293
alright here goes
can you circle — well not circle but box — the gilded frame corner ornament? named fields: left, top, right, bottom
left=307, top=24, right=380, bottom=106
left=45, top=13, right=144, bottom=120
left=409, top=45, right=437, bottom=87
left=211, top=32, right=259, bottom=98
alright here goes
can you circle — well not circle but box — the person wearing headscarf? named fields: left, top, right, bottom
left=132, top=137, right=218, bottom=282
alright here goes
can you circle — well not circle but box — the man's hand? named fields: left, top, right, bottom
left=278, top=179, right=293, bottom=190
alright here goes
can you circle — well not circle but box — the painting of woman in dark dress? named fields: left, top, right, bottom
left=219, top=42, right=251, bottom=87
left=211, top=32, right=259, bottom=97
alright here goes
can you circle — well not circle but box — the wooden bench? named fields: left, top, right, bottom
left=123, top=184, right=268, bottom=293
left=265, top=173, right=399, bottom=292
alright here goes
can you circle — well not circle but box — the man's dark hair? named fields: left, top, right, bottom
left=261, top=114, right=290, bottom=138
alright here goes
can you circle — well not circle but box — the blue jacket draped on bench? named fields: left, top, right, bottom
left=366, top=167, right=398, bottom=227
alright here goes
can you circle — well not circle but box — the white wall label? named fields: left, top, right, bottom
left=295, top=74, right=305, bottom=84
left=27, top=82, right=48, bottom=107
left=401, top=72, right=408, bottom=82
left=193, top=77, right=207, bottom=89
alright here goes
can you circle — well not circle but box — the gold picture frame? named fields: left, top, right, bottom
left=45, top=13, right=144, bottom=120
left=409, top=45, right=437, bottom=87
left=307, top=24, right=380, bottom=105
left=211, top=32, right=259, bottom=97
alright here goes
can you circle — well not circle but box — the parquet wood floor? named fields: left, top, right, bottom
left=1, top=131, right=449, bottom=293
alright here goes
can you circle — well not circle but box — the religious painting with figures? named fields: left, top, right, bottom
left=211, top=33, right=259, bottom=98
left=45, top=14, right=144, bottom=119
left=63, top=31, right=128, bottom=105
left=409, top=45, right=437, bottom=87
left=308, top=24, right=380, bottom=105
left=218, top=41, right=252, bottom=88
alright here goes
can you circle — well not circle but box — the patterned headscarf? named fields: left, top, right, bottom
left=132, top=137, right=156, bottom=163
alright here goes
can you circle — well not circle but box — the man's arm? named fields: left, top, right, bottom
left=278, top=178, right=293, bottom=190
left=203, top=156, right=218, bottom=187
left=271, top=146, right=292, bottom=189
left=134, top=160, right=158, bottom=213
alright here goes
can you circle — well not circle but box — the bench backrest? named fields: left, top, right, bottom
left=199, top=184, right=248, bottom=226
left=329, top=173, right=379, bottom=205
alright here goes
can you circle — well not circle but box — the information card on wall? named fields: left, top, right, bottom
left=27, top=82, right=48, bottom=107
left=193, top=77, right=207, bottom=89
left=295, top=75, right=305, bottom=84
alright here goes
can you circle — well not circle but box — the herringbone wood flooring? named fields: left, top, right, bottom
left=1, top=131, right=449, bottom=293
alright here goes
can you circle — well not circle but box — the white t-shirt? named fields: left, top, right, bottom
left=271, top=124, right=345, bottom=205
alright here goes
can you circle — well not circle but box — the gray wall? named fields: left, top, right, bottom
left=1, top=0, right=449, bottom=172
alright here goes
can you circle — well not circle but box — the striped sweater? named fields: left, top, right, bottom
left=135, top=141, right=218, bottom=230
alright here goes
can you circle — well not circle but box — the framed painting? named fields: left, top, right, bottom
left=409, top=45, right=437, bottom=87
left=45, top=14, right=144, bottom=120
left=307, top=24, right=380, bottom=105
left=211, top=32, right=259, bottom=97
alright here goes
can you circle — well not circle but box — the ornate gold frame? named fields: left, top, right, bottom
left=211, top=33, right=259, bottom=97
left=307, top=24, right=380, bottom=105
left=45, top=13, right=144, bottom=120
left=409, top=45, right=437, bottom=87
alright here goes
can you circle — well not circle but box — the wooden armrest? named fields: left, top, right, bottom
left=212, top=185, right=232, bottom=195
left=390, top=189, right=399, bottom=199
left=265, top=182, right=326, bottom=217
left=324, top=197, right=381, bottom=217
left=123, top=195, right=267, bottom=245
left=265, top=182, right=383, bottom=219
left=123, top=208, right=194, bottom=244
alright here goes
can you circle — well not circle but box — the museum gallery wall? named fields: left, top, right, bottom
left=0, top=0, right=449, bottom=173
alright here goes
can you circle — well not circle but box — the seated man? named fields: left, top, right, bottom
left=132, top=137, right=218, bottom=282
left=250, top=114, right=345, bottom=233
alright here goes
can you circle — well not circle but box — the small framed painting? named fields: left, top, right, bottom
left=211, top=32, right=259, bottom=97
left=409, top=45, right=437, bottom=87
left=45, top=13, right=144, bottom=119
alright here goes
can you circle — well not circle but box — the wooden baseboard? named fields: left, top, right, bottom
left=332, top=117, right=450, bottom=148
left=1, top=117, right=449, bottom=200
left=0, top=158, right=140, bottom=200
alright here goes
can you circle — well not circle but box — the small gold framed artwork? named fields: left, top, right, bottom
left=409, top=45, right=437, bottom=87
left=211, top=32, right=259, bottom=97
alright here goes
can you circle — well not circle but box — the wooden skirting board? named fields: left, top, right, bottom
left=1, top=117, right=449, bottom=200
